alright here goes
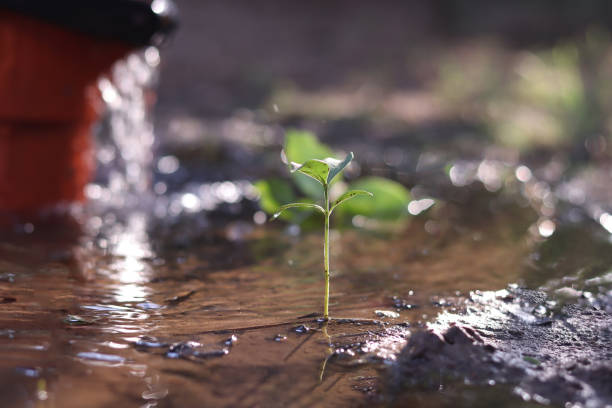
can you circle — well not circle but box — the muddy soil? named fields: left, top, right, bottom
left=385, top=287, right=612, bottom=407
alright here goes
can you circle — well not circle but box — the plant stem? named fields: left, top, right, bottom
left=323, top=186, right=330, bottom=320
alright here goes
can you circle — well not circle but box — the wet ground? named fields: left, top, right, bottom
left=1, top=159, right=611, bottom=407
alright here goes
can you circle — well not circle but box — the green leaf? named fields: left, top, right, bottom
left=341, top=177, right=411, bottom=220
left=293, top=173, right=324, bottom=200
left=331, top=189, right=373, bottom=213
left=254, top=179, right=295, bottom=217
left=284, top=130, right=333, bottom=199
left=284, top=129, right=333, bottom=163
left=288, top=152, right=354, bottom=188
left=290, top=159, right=330, bottom=186
left=326, top=152, right=353, bottom=184
left=272, top=202, right=325, bottom=220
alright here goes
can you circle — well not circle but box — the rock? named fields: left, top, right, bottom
left=385, top=288, right=612, bottom=408
left=375, top=310, right=400, bottom=319
left=402, top=330, right=445, bottom=360
left=443, top=325, right=481, bottom=345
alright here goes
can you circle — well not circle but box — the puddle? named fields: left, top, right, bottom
left=1, top=173, right=611, bottom=407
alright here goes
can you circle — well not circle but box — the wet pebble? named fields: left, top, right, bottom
left=165, top=341, right=229, bottom=360
left=223, top=335, right=238, bottom=347
left=392, top=296, right=419, bottom=310
left=375, top=310, right=400, bottom=319
left=77, top=352, right=125, bottom=363
left=134, top=336, right=169, bottom=349
left=0, top=329, right=15, bottom=338
left=15, top=367, right=40, bottom=378
left=137, top=302, right=164, bottom=310
left=165, top=290, right=196, bottom=305
left=533, top=305, right=547, bottom=316
left=63, top=315, right=95, bottom=326
left=0, top=273, right=16, bottom=283
left=168, top=341, right=201, bottom=354
left=292, top=325, right=310, bottom=334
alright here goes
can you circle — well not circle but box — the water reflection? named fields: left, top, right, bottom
left=599, top=212, right=612, bottom=234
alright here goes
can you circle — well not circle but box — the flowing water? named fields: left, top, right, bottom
left=0, top=51, right=611, bottom=408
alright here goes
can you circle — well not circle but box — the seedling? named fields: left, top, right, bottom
left=272, top=152, right=372, bottom=320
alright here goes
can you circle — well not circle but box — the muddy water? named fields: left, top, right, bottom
left=2, top=178, right=609, bottom=407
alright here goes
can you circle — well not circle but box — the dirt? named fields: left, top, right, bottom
left=385, top=287, right=612, bottom=407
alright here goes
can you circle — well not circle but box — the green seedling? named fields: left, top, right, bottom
left=272, top=152, right=372, bottom=320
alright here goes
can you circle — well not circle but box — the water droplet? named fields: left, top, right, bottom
left=407, top=198, right=435, bottom=216
left=253, top=211, right=267, bottom=225
left=515, top=165, right=532, bottom=182
left=538, top=219, right=556, bottom=237
left=157, top=155, right=179, bottom=174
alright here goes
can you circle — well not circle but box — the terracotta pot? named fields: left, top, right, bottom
left=0, top=10, right=129, bottom=213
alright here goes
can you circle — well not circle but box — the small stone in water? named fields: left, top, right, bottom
left=554, top=287, right=582, bottom=299
left=392, top=296, right=419, bottom=310
left=77, top=352, right=125, bottom=363
left=375, top=310, right=400, bottom=319
left=63, top=315, right=95, bottom=325
left=273, top=334, right=287, bottom=342
left=137, top=302, right=163, bottom=310
left=15, top=367, right=40, bottom=378
left=134, top=336, right=168, bottom=348
left=533, top=305, right=547, bottom=316
left=168, top=341, right=201, bottom=354
left=165, top=290, right=196, bottom=305
left=224, top=335, right=238, bottom=346
left=292, top=325, right=310, bottom=334
left=0, top=273, right=15, bottom=283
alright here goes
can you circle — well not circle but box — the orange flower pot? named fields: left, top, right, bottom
left=0, top=10, right=130, bottom=214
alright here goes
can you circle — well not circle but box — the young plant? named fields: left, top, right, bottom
left=272, top=152, right=372, bottom=320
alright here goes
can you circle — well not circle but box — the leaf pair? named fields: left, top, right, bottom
left=289, top=152, right=354, bottom=187
left=273, top=152, right=373, bottom=219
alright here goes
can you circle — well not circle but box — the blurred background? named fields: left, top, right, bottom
left=157, top=0, right=612, bottom=167
left=146, top=0, right=612, bottom=235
